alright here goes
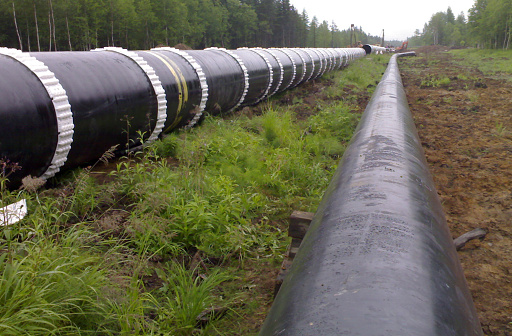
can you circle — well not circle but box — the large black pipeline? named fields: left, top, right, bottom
left=0, top=47, right=366, bottom=185
left=259, top=53, right=483, bottom=335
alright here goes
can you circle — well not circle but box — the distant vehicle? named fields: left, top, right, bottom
left=396, top=41, right=408, bottom=52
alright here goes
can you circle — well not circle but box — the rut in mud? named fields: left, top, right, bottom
left=399, top=49, right=512, bottom=336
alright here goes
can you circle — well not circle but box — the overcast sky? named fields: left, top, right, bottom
left=289, top=0, right=476, bottom=41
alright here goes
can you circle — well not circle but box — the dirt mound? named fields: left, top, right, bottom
left=174, top=43, right=193, bottom=50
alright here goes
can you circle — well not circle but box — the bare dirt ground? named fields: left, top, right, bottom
left=399, top=47, right=512, bottom=335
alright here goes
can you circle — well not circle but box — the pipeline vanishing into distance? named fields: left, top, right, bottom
left=0, top=41, right=482, bottom=334
left=259, top=52, right=483, bottom=335
left=0, top=46, right=366, bottom=186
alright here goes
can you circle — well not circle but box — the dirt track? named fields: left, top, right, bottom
left=399, top=48, right=512, bottom=336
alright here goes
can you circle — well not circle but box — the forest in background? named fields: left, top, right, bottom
left=411, top=1, right=512, bottom=49
left=0, top=0, right=385, bottom=52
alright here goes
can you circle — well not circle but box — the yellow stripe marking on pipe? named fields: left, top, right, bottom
left=148, top=51, right=189, bottom=131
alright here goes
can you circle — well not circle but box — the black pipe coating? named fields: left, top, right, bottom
left=0, top=53, right=58, bottom=182
left=259, top=53, right=483, bottom=336
left=137, top=49, right=203, bottom=130
left=0, top=47, right=365, bottom=185
left=250, top=48, right=283, bottom=98
left=186, top=49, right=246, bottom=114
left=293, top=49, right=314, bottom=82
left=281, top=49, right=305, bottom=88
left=231, top=49, right=271, bottom=105
left=267, top=49, right=296, bottom=92
left=32, top=51, right=158, bottom=168
left=304, top=49, right=323, bottom=80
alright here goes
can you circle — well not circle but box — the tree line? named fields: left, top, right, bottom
left=0, top=0, right=384, bottom=52
left=410, top=1, right=512, bottom=49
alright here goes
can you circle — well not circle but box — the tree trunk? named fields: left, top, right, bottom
left=503, top=22, right=508, bottom=49
left=34, top=2, right=41, bottom=51
left=49, top=0, right=57, bottom=51
left=48, top=5, right=52, bottom=51
left=66, top=16, right=72, bottom=50
left=146, top=22, right=150, bottom=49
left=111, top=20, right=115, bottom=46
left=85, top=24, right=90, bottom=50
left=26, top=20, right=31, bottom=51
left=12, top=1, right=23, bottom=50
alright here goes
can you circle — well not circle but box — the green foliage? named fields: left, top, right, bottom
left=2, top=0, right=384, bottom=51
left=0, top=224, right=111, bottom=335
left=420, top=75, right=451, bottom=88
left=410, top=7, right=468, bottom=47
left=494, top=121, right=508, bottom=137
left=108, top=277, right=158, bottom=334
left=412, top=1, right=512, bottom=49
left=155, top=262, right=231, bottom=335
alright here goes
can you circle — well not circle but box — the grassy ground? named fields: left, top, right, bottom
left=0, top=54, right=390, bottom=335
left=449, top=48, right=512, bottom=80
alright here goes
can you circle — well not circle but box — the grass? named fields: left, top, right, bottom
left=450, top=49, right=512, bottom=80
left=0, top=54, right=390, bottom=335
left=494, top=121, right=508, bottom=137
left=420, top=75, right=451, bottom=88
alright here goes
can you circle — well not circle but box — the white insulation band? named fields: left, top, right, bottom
left=286, top=49, right=307, bottom=87
left=307, top=48, right=324, bottom=79
left=300, top=49, right=316, bottom=82
left=324, top=49, right=336, bottom=72
left=205, top=47, right=249, bottom=111
left=317, top=49, right=329, bottom=76
left=152, top=47, right=209, bottom=129
left=239, top=48, right=274, bottom=103
left=260, top=48, right=284, bottom=97
left=94, top=47, right=167, bottom=143
left=272, top=48, right=296, bottom=91
left=0, top=47, right=74, bottom=180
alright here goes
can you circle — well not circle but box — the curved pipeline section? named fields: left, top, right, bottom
left=259, top=53, right=483, bottom=336
left=0, top=47, right=365, bottom=186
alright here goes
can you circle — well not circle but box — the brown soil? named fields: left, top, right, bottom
left=400, top=50, right=512, bottom=335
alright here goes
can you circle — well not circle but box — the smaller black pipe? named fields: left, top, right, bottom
left=259, top=53, right=483, bottom=336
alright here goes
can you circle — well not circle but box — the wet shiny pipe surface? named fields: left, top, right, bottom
left=259, top=53, right=483, bottom=336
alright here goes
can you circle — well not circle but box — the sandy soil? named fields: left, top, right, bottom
left=399, top=48, right=512, bottom=336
